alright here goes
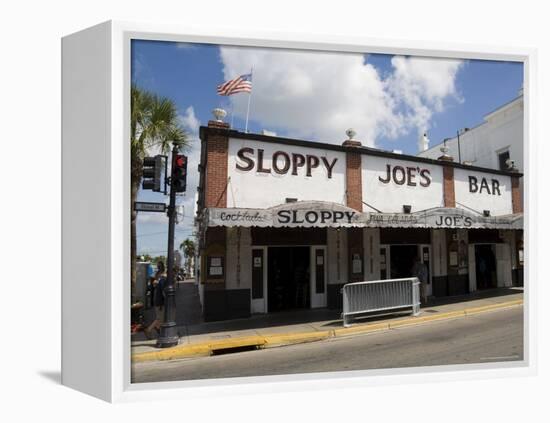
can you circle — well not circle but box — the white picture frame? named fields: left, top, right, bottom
left=62, top=20, right=537, bottom=403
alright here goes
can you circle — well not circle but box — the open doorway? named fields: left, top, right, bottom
left=475, top=244, right=497, bottom=289
left=390, top=245, right=418, bottom=279
left=268, top=247, right=310, bottom=312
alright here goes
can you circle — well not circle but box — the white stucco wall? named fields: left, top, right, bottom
left=362, top=155, right=444, bottom=213
left=454, top=168, right=513, bottom=216
left=227, top=138, right=346, bottom=208
left=496, top=243, right=513, bottom=287
left=225, top=227, right=252, bottom=290
left=363, top=228, right=381, bottom=281
left=327, top=228, right=348, bottom=285
left=431, top=229, right=447, bottom=278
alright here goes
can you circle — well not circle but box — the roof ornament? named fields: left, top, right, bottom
left=345, top=128, right=357, bottom=140
left=438, top=139, right=454, bottom=162
left=212, top=107, right=227, bottom=123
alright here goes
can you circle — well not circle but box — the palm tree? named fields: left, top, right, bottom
left=179, top=238, right=196, bottom=277
left=131, top=85, right=188, bottom=287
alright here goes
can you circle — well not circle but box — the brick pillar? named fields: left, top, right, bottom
left=342, top=137, right=364, bottom=282
left=511, top=175, right=523, bottom=213
left=205, top=120, right=230, bottom=208
left=343, top=139, right=363, bottom=212
left=202, top=120, right=229, bottom=293
left=442, top=165, right=456, bottom=207
left=438, top=154, right=455, bottom=208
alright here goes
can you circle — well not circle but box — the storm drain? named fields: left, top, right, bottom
left=211, top=345, right=261, bottom=356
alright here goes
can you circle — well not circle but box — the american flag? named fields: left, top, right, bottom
left=217, top=73, right=252, bottom=96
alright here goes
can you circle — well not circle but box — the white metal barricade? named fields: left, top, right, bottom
left=341, top=277, right=420, bottom=327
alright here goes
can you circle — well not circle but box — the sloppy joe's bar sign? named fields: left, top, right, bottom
left=378, top=164, right=432, bottom=187
left=208, top=202, right=366, bottom=228
left=362, top=156, right=445, bottom=214
left=235, top=147, right=338, bottom=178
left=206, top=202, right=522, bottom=230
left=365, top=210, right=518, bottom=229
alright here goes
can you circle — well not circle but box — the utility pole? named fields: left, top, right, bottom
left=156, top=142, right=181, bottom=348
left=457, top=129, right=462, bottom=164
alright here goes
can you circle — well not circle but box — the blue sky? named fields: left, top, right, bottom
left=132, top=39, right=523, bottom=256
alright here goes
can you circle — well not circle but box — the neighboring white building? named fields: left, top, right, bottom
left=418, top=90, right=524, bottom=174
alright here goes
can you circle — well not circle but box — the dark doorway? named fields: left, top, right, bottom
left=268, top=247, right=310, bottom=312
left=390, top=245, right=418, bottom=279
left=475, top=245, right=497, bottom=289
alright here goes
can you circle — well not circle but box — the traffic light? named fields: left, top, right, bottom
left=172, top=154, right=187, bottom=193
left=142, top=155, right=163, bottom=192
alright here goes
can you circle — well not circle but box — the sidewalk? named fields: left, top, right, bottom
left=132, top=287, right=523, bottom=363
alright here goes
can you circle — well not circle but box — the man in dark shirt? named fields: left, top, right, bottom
left=144, top=261, right=166, bottom=339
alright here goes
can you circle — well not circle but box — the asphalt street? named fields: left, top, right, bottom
left=131, top=306, right=523, bottom=383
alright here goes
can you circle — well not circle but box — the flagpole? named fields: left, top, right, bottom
left=245, top=67, right=253, bottom=133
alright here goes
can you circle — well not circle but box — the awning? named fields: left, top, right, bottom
left=205, top=201, right=523, bottom=230
left=365, top=207, right=523, bottom=230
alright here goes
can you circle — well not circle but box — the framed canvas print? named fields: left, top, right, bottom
left=61, top=21, right=536, bottom=402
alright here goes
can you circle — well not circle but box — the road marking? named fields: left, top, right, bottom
left=479, top=355, right=520, bottom=361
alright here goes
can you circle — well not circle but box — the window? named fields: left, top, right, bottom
left=498, top=150, right=510, bottom=171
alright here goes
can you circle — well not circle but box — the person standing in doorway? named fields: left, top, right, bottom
left=412, top=255, right=428, bottom=304
left=478, top=255, right=488, bottom=289
left=144, top=260, right=166, bottom=339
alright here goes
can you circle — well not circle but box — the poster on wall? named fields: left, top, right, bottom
left=449, top=251, right=458, bottom=267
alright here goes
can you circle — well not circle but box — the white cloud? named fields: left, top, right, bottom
left=179, top=106, right=200, bottom=134
left=137, top=212, right=168, bottom=225
left=219, top=47, right=463, bottom=147
left=385, top=56, right=464, bottom=134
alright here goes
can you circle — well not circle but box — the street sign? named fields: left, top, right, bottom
left=134, top=202, right=167, bottom=212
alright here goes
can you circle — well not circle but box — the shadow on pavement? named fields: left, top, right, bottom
left=132, top=285, right=523, bottom=341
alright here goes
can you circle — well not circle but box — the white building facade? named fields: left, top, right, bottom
left=196, top=118, right=523, bottom=322
left=418, top=92, right=524, bottom=173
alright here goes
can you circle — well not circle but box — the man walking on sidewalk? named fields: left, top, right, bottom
left=412, top=256, right=428, bottom=304
left=144, top=260, right=166, bottom=339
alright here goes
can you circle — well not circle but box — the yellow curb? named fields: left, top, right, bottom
left=132, top=335, right=267, bottom=363
left=132, top=299, right=523, bottom=363
left=389, top=310, right=466, bottom=328
left=208, top=335, right=267, bottom=351
left=264, top=330, right=331, bottom=347
left=464, top=299, right=523, bottom=316
left=132, top=344, right=211, bottom=363
left=333, top=322, right=390, bottom=337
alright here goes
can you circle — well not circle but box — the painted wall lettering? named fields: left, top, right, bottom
left=468, top=176, right=501, bottom=195
left=435, top=215, right=473, bottom=228
left=235, top=147, right=338, bottom=178
left=235, top=147, right=255, bottom=171
left=277, top=209, right=356, bottom=224
left=378, top=164, right=432, bottom=187
left=321, top=157, right=337, bottom=179
left=272, top=151, right=290, bottom=174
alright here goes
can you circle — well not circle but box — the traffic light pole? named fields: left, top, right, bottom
left=156, top=142, right=180, bottom=348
